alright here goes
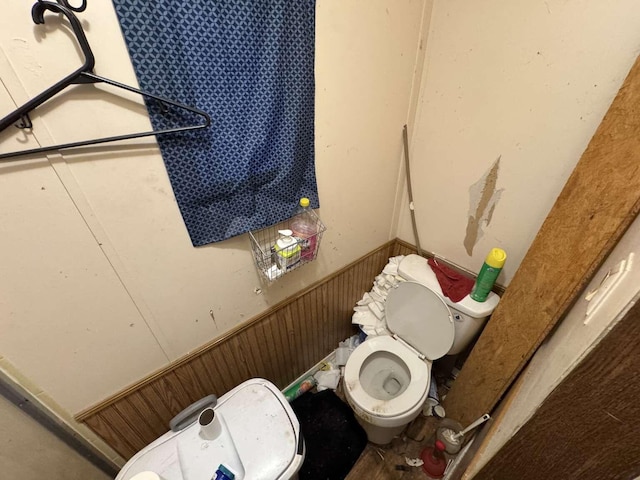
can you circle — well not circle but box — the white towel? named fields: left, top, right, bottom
left=368, top=301, right=385, bottom=320
left=351, top=255, right=407, bottom=338
left=352, top=310, right=378, bottom=327
left=356, top=292, right=374, bottom=306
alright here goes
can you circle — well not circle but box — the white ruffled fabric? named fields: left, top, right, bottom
left=351, top=255, right=406, bottom=336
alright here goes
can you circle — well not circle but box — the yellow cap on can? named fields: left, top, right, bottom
left=299, top=197, right=310, bottom=208
left=485, top=248, right=507, bottom=268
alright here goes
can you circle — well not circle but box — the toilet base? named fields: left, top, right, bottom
left=354, top=414, right=408, bottom=445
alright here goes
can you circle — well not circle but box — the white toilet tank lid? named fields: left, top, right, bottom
left=385, top=281, right=455, bottom=361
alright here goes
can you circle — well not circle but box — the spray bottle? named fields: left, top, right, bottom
left=470, top=248, right=506, bottom=302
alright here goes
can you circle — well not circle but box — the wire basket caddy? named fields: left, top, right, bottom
left=249, top=209, right=326, bottom=282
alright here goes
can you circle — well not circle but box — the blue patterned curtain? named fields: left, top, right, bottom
left=112, top=0, right=318, bottom=246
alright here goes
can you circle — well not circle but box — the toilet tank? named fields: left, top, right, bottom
left=398, top=255, right=500, bottom=355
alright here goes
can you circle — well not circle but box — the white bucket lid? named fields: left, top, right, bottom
left=129, top=473, right=160, bottom=480
left=115, top=379, right=302, bottom=480
left=385, top=281, right=455, bottom=361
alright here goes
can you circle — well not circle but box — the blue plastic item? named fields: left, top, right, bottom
left=214, top=464, right=235, bottom=480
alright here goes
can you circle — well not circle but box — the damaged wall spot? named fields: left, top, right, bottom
left=464, top=156, right=504, bottom=256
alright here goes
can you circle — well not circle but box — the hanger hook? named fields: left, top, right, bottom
left=15, top=114, right=33, bottom=130
left=38, top=0, right=87, bottom=13
left=31, top=1, right=95, bottom=73
left=56, top=0, right=87, bottom=13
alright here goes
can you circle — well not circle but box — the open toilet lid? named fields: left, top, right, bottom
left=385, top=281, right=454, bottom=361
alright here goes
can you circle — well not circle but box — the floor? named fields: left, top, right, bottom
left=345, top=415, right=445, bottom=480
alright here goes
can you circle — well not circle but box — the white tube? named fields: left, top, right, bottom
left=198, top=407, right=222, bottom=440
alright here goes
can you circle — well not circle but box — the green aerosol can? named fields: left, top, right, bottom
left=470, top=248, right=506, bottom=302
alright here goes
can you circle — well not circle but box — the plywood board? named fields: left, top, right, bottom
left=444, top=55, right=640, bottom=425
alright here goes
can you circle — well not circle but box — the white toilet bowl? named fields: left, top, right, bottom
left=344, top=281, right=455, bottom=444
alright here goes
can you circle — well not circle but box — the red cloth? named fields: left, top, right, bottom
left=427, top=258, right=475, bottom=302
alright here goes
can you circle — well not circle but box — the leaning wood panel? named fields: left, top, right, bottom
left=76, top=240, right=395, bottom=459
left=445, top=55, right=640, bottom=425
left=474, top=299, right=640, bottom=480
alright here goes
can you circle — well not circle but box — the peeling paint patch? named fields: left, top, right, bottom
left=464, top=156, right=504, bottom=256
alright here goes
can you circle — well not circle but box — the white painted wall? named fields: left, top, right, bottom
left=0, top=0, right=429, bottom=422
left=396, top=0, right=640, bottom=284
left=464, top=209, right=640, bottom=478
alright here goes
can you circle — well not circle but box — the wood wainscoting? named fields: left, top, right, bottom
left=77, top=239, right=415, bottom=459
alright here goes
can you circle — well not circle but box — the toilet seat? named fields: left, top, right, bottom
left=344, top=335, right=430, bottom=419
left=385, top=281, right=455, bottom=361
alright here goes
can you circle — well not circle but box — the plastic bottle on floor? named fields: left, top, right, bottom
left=290, top=197, right=318, bottom=260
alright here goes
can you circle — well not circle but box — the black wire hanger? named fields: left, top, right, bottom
left=0, top=1, right=211, bottom=161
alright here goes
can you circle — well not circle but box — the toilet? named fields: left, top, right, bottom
left=344, top=281, right=455, bottom=444
left=115, top=378, right=304, bottom=480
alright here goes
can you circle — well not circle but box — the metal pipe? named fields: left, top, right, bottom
left=402, top=124, right=423, bottom=256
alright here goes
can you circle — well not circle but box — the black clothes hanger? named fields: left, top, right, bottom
left=54, top=0, right=88, bottom=13
left=0, top=1, right=211, bottom=161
